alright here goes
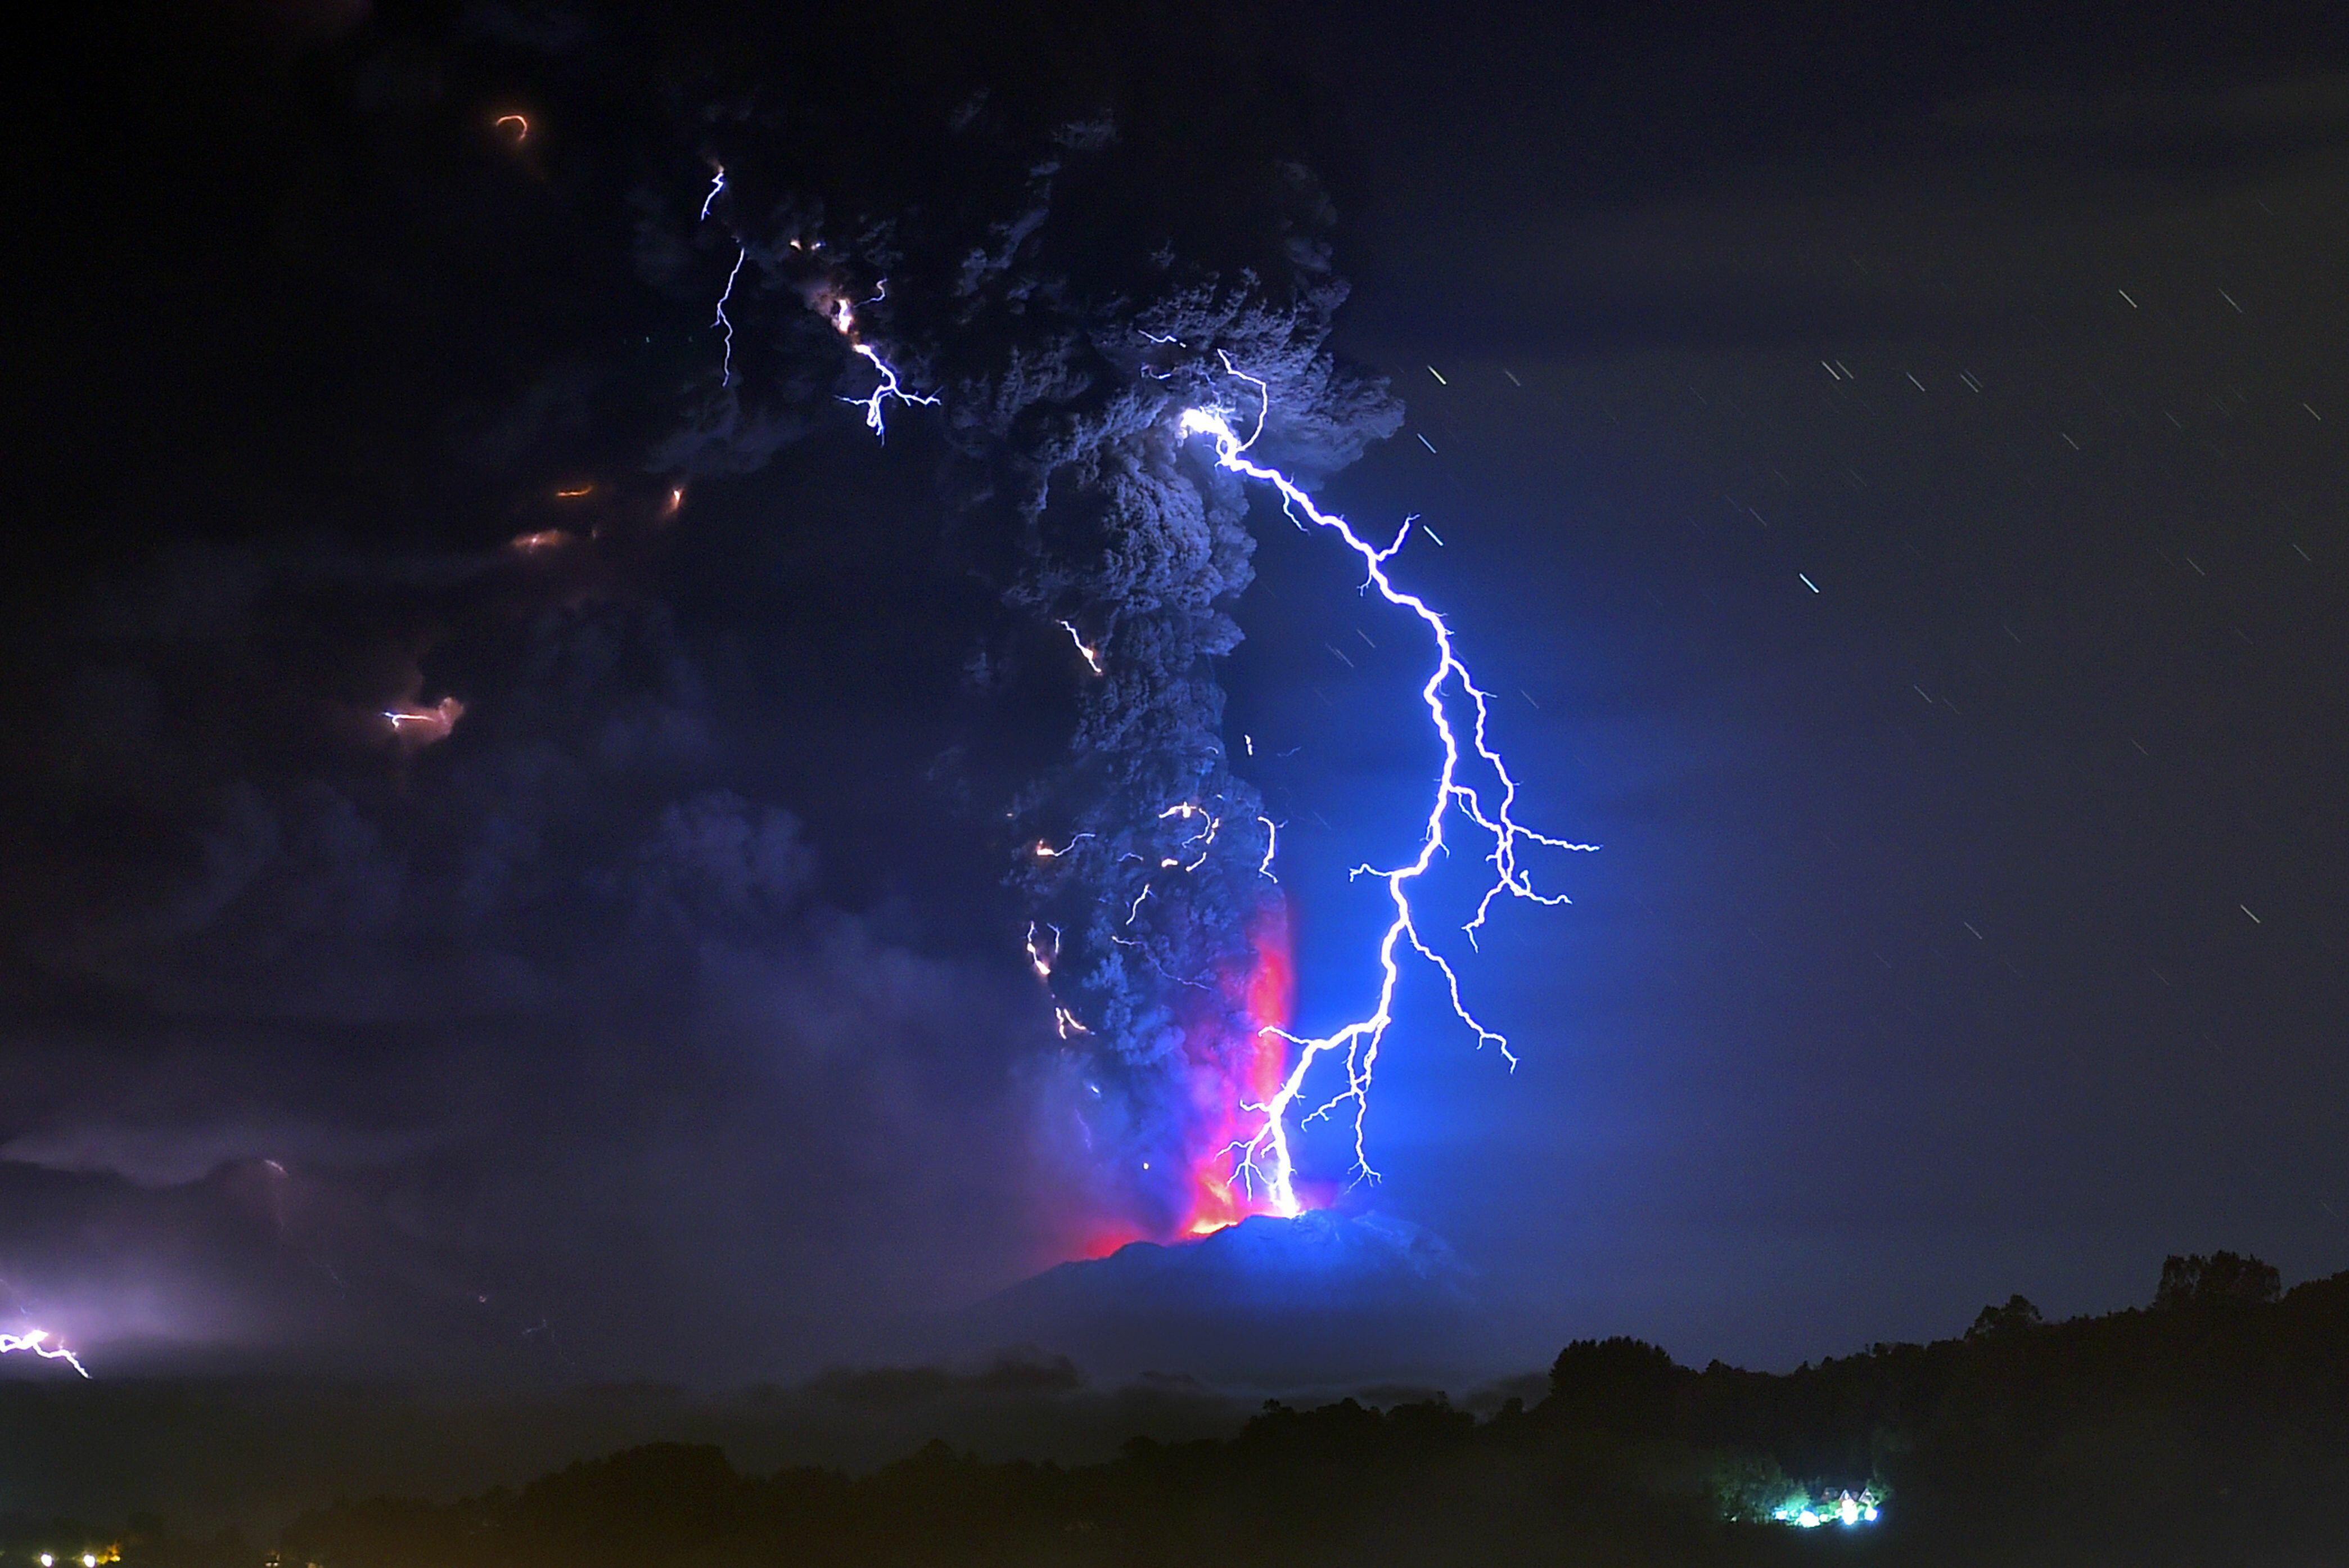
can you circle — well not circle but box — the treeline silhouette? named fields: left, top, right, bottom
left=33, top=1253, right=2349, bottom=1567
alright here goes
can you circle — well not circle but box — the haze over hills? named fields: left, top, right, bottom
left=950, top=1211, right=1484, bottom=1386
left=6, top=1251, right=2325, bottom=1567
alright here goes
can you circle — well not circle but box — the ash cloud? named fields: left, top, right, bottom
left=0, top=523, right=1051, bottom=1375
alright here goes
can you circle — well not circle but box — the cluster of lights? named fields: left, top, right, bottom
left=32, top=1552, right=107, bottom=1566
left=1770, top=1488, right=1883, bottom=1529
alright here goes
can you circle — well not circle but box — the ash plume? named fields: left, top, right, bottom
left=657, top=93, right=1400, bottom=1235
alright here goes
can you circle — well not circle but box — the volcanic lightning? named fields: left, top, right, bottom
left=1177, top=372, right=1597, bottom=1218
left=819, top=283, right=939, bottom=439
left=0, top=1330, right=88, bottom=1377
left=717, top=167, right=1581, bottom=1233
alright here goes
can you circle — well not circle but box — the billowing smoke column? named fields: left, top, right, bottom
left=666, top=106, right=1573, bottom=1245
left=973, top=296, right=1398, bottom=1242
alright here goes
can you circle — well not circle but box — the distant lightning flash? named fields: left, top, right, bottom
left=382, top=696, right=464, bottom=746
left=1057, top=619, right=1107, bottom=674
left=713, top=246, right=746, bottom=387
left=1, top=1331, right=88, bottom=1377
left=1179, top=371, right=1597, bottom=1216
left=1033, top=831, right=1094, bottom=860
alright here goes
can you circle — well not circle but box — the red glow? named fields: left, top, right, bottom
left=1071, top=1223, right=1148, bottom=1261
left=1175, top=899, right=1305, bottom=1238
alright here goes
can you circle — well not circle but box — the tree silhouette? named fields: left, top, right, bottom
left=1544, top=1336, right=1680, bottom=1438
left=2153, top=1251, right=2282, bottom=1310
left=1964, top=1294, right=2043, bottom=1339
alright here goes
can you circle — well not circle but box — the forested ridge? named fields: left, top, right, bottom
left=12, top=1254, right=2345, bottom=1567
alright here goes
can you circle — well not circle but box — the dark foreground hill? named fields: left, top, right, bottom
left=948, top=1210, right=1481, bottom=1385
left=12, top=1252, right=2347, bottom=1568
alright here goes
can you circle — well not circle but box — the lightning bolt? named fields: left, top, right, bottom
left=1, top=1330, right=89, bottom=1377
left=842, top=340, right=940, bottom=439
left=1178, top=371, right=1597, bottom=1218
left=1057, top=619, right=1107, bottom=675
left=713, top=246, right=746, bottom=388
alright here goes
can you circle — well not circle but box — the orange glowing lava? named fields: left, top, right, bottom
left=1177, top=900, right=1300, bottom=1238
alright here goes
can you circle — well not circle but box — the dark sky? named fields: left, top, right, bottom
left=6, top=0, right=2348, bottom=1394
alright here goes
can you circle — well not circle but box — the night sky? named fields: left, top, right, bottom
left=7, top=1, right=2348, bottom=1397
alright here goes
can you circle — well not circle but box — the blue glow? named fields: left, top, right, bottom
left=1180, top=362, right=1596, bottom=1212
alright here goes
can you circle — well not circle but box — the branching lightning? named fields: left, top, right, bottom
left=1177, top=371, right=1597, bottom=1218
left=832, top=287, right=933, bottom=438
left=1, top=1330, right=88, bottom=1378
left=842, top=340, right=940, bottom=438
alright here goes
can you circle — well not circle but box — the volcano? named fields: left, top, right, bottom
left=955, top=1211, right=1481, bottom=1388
